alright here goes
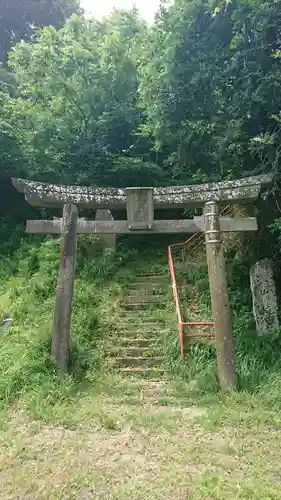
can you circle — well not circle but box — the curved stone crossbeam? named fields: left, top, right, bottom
left=11, top=174, right=273, bottom=209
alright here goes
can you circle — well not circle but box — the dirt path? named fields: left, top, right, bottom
left=1, top=383, right=281, bottom=499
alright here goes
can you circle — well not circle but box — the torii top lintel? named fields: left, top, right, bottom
left=11, top=174, right=273, bottom=209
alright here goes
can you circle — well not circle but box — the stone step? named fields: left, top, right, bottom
left=126, top=295, right=164, bottom=302
left=127, top=282, right=165, bottom=289
left=119, top=367, right=166, bottom=375
left=126, top=297, right=164, bottom=304
left=123, top=302, right=164, bottom=311
left=135, top=274, right=166, bottom=280
left=124, top=380, right=169, bottom=390
left=116, top=347, right=158, bottom=357
left=127, top=290, right=164, bottom=297
left=121, top=324, right=161, bottom=331
left=125, top=293, right=163, bottom=300
left=130, top=274, right=167, bottom=280
left=122, top=316, right=164, bottom=324
left=121, top=319, right=162, bottom=325
left=119, top=330, right=160, bottom=339
left=126, top=295, right=165, bottom=302
left=121, top=322, right=163, bottom=331
left=119, top=394, right=183, bottom=406
left=127, top=286, right=166, bottom=293
left=132, top=282, right=166, bottom=288
left=126, top=293, right=164, bottom=300
left=115, top=356, right=165, bottom=368
left=136, top=269, right=168, bottom=278
left=119, top=338, right=157, bottom=347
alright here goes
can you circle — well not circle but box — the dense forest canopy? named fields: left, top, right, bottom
left=1, top=0, right=281, bottom=256
left=0, top=0, right=82, bottom=62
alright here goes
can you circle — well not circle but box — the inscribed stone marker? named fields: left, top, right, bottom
left=250, top=259, right=279, bottom=335
left=126, top=188, right=154, bottom=230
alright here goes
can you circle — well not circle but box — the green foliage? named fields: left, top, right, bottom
left=0, top=230, right=121, bottom=407
left=0, top=226, right=171, bottom=409
left=161, top=262, right=281, bottom=407
left=141, top=0, right=281, bottom=183
left=0, top=0, right=81, bottom=62
left=1, top=12, right=163, bottom=187
left=2, top=1, right=281, bottom=200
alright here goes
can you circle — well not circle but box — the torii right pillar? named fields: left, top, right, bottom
left=204, top=201, right=238, bottom=391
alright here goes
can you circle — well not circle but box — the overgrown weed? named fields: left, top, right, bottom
left=0, top=222, right=281, bottom=424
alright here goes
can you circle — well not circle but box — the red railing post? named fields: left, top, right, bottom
left=168, top=206, right=235, bottom=357
left=168, top=246, right=185, bottom=358
left=179, top=322, right=184, bottom=360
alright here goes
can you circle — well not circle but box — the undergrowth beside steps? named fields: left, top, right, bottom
left=1, top=221, right=281, bottom=498
left=0, top=221, right=281, bottom=418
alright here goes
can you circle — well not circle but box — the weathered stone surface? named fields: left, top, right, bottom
left=126, top=187, right=154, bottom=230
left=51, top=203, right=78, bottom=370
left=95, top=209, right=116, bottom=253
left=195, top=216, right=257, bottom=232
left=250, top=259, right=279, bottom=335
left=203, top=201, right=238, bottom=391
left=26, top=218, right=202, bottom=234
left=26, top=217, right=257, bottom=235
left=11, top=173, right=273, bottom=209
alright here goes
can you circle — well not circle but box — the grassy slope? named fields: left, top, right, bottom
left=1, top=228, right=281, bottom=498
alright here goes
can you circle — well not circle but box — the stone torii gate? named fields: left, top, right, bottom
left=12, top=174, right=272, bottom=388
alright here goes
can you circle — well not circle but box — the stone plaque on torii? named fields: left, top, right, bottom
left=12, top=174, right=272, bottom=389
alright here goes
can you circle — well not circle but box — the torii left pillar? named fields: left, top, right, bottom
left=51, top=202, right=78, bottom=370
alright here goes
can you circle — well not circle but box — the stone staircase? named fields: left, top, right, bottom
left=113, top=272, right=168, bottom=375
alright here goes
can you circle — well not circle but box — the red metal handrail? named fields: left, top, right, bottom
left=168, top=205, right=238, bottom=359
left=168, top=245, right=185, bottom=358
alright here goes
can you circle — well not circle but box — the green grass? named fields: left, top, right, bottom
left=1, top=378, right=281, bottom=499
left=1, top=224, right=281, bottom=498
